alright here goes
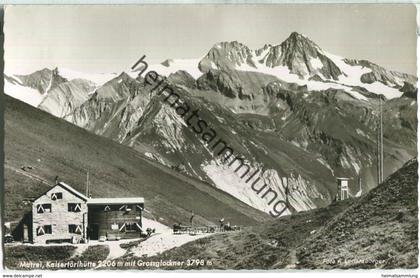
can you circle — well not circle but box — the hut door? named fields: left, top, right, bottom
left=89, top=224, right=99, bottom=240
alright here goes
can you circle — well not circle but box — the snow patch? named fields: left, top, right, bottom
left=144, top=152, right=154, bottom=159
left=210, top=61, right=218, bottom=70
left=310, top=57, right=323, bottom=70
left=355, top=128, right=369, bottom=138
left=254, top=47, right=271, bottom=64
left=4, top=79, right=44, bottom=106
left=142, top=151, right=170, bottom=167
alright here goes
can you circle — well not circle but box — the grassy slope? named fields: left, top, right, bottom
left=4, top=95, right=270, bottom=227
left=139, top=200, right=353, bottom=270
left=149, top=159, right=417, bottom=270
left=4, top=245, right=76, bottom=269
left=296, top=158, right=418, bottom=269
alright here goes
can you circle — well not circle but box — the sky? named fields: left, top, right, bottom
left=4, top=4, right=417, bottom=75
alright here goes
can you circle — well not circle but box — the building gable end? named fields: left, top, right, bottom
left=33, top=183, right=87, bottom=204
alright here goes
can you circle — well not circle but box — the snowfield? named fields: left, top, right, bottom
left=323, top=52, right=404, bottom=99
left=225, top=47, right=404, bottom=100
left=234, top=59, right=371, bottom=101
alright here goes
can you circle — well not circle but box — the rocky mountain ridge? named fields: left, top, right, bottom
left=4, top=32, right=417, bottom=216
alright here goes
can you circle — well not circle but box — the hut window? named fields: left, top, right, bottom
left=44, top=225, right=52, bottom=234
left=69, top=224, right=82, bottom=234
left=68, top=203, right=82, bottom=212
left=37, top=204, right=52, bottom=213
left=51, top=192, right=63, bottom=200
left=125, top=223, right=137, bottom=231
left=37, top=225, right=52, bottom=235
left=36, top=226, right=44, bottom=235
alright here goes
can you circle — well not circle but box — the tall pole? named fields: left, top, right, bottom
left=380, top=98, right=384, bottom=183
left=377, top=100, right=381, bottom=186
left=86, top=171, right=89, bottom=197
left=377, top=97, right=384, bottom=185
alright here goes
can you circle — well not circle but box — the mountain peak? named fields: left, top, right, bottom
left=198, top=40, right=256, bottom=72
left=209, top=41, right=253, bottom=57
left=281, top=32, right=320, bottom=51
left=252, top=32, right=345, bottom=79
left=161, top=59, right=174, bottom=67
left=104, top=71, right=136, bottom=86
left=117, top=71, right=131, bottom=78
left=288, top=31, right=304, bottom=39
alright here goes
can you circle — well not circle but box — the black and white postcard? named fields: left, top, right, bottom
left=1, top=3, right=418, bottom=277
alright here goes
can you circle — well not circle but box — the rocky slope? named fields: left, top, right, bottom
left=4, top=32, right=417, bottom=217
left=38, top=78, right=96, bottom=118
left=61, top=72, right=415, bottom=215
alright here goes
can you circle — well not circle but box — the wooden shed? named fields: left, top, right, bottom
left=87, top=198, right=145, bottom=240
